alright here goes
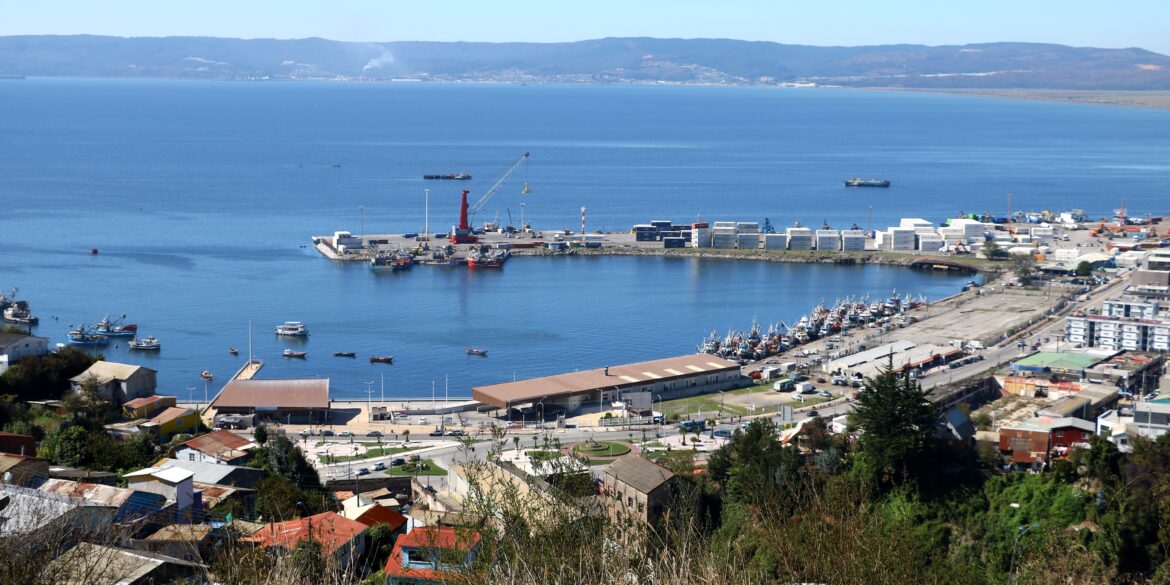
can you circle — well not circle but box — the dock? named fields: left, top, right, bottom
left=232, top=359, right=263, bottom=381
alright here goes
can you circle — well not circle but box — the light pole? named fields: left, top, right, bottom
left=655, top=394, right=662, bottom=425
left=424, top=189, right=429, bottom=241
left=365, top=381, right=375, bottom=423
left=359, top=205, right=365, bottom=247
left=1007, top=522, right=1040, bottom=585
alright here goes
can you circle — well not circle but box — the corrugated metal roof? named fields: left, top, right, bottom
left=472, top=354, right=740, bottom=407
left=125, top=466, right=195, bottom=485
left=148, top=407, right=194, bottom=426
left=182, top=429, right=256, bottom=459
left=210, top=378, right=330, bottom=410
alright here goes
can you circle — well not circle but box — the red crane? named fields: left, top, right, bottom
left=450, top=152, right=530, bottom=244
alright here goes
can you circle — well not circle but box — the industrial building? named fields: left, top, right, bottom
left=209, top=378, right=331, bottom=423
left=472, top=354, right=746, bottom=414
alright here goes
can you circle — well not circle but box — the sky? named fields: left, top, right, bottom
left=4, top=0, right=1168, bottom=55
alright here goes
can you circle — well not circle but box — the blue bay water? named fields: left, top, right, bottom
left=1, top=79, right=1168, bottom=398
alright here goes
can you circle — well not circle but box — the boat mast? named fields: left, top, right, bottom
left=247, top=320, right=252, bottom=364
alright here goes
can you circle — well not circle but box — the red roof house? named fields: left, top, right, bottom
left=383, top=527, right=481, bottom=584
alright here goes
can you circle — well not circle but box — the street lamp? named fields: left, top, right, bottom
left=1007, top=521, right=1041, bottom=585
left=365, top=381, right=375, bottom=423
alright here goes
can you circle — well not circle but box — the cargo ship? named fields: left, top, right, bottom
left=844, top=178, right=891, bottom=188
left=423, top=172, right=472, bottom=180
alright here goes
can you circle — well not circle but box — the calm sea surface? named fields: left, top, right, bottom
left=2, top=79, right=1168, bottom=397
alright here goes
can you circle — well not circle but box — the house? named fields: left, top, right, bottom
left=173, top=429, right=257, bottom=465
left=45, top=542, right=204, bottom=585
left=139, top=407, right=200, bottom=439
left=339, top=494, right=408, bottom=532
left=149, top=458, right=265, bottom=489
left=0, top=484, right=115, bottom=543
left=998, top=417, right=1096, bottom=466
left=935, top=406, right=977, bottom=448
left=0, top=452, right=50, bottom=487
left=131, top=524, right=215, bottom=564
left=0, top=332, right=49, bottom=365
left=69, top=361, right=157, bottom=402
left=603, top=454, right=676, bottom=527
left=122, top=395, right=176, bottom=420
left=38, top=479, right=169, bottom=534
left=0, top=431, right=37, bottom=457
left=383, top=526, right=481, bottom=585
left=193, top=481, right=255, bottom=514
left=245, top=511, right=368, bottom=570
left=123, top=466, right=196, bottom=514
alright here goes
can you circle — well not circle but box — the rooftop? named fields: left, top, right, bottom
left=244, top=512, right=367, bottom=554
left=384, top=527, right=481, bottom=582
left=69, top=361, right=154, bottom=385
left=38, top=478, right=140, bottom=507
left=146, top=523, right=213, bottom=542
left=46, top=542, right=203, bottom=584
left=0, top=332, right=47, bottom=347
left=151, top=457, right=264, bottom=486
left=210, top=378, right=330, bottom=410
left=604, top=454, right=675, bottom=494
left=472, top=354, right=741, bottom=408
left=146, top=407, right=194, bottom=426
left=124, top=465, right=196, bottom=485
left=181, top=429, right=256, bottom=460
left=1013, top=351, right=1103, bottom=372
left=124, top=395, right=166, bottom=409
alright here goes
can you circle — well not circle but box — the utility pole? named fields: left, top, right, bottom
left=424, top=189, right=429, bottom=241
left=359, top=205, right=365, bottom=246
left=365, top=381, right=375, bottom=423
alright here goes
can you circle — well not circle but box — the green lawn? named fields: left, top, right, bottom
left=525, top=450, right=562, bottom=461
left=645, top=450, right=698, bottom=465
left=384, top=458, right=446, bottom=477
left=572, top=441, right=631, bottom=458
left=656, top=384, right=834, bottom=419
left=326, top=446, right=416, bottom=463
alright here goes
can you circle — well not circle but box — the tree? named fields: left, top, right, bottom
left=1010, top=254, right=1038, bottom=284
left=251, top=435, right=321, bottom=489
left=983, top=239, right=1009, bottom=260
left=1075, top=260, right=1093, bottom=277
left=47, top=425, right=90, bottom=467
left=402, top=429, right=409, bottom=443
left=0, top=347, right=97, bottom=402
left=707, top=419, right=805, bottom=510
left=849, top=365, right=938, bottom=488
left=253, top=424, right=269, bottom=446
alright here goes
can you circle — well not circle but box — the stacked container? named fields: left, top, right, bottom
left=786, top=227, right=814, bottom=250
left=815, top=229, right=841, bottom=251
left=840, top=230, right=867, bottom=252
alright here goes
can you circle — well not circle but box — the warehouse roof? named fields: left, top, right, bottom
left=472, top=354, right=741, bottom=408
left=210, top=378, right=330, bottom=410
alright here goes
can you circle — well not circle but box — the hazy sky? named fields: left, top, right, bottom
left=5, top=0, right=1168, bottom=55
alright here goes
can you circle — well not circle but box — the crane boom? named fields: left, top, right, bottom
left=468, top=152, right=529, bottom=217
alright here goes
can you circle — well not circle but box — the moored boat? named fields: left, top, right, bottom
left=201, top=371, right=214, bottom=381
left=129, top=336, right=161, bottom=351
left=283, top=349, right=307, bottom=359
left=275, top=321, right=309, bottom=336
left=68, top=325, right=109, bottom=346
left=333, top=351, right=356, bottom=358
left=228, top=347, right=239, bottom=355
left=3, top=302, right=38, bottom=325
left=369, top=355, right=394, bottom=364
left=466, top=347, right=488, bottom=357
left=92, top=314, right=137, bottom=337
left=466, top=246, right=509, bottom=269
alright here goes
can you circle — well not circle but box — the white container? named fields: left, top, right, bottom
left=737, top=233, right=760, bottom=249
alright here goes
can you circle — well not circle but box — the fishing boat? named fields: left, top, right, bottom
left=333, top=352, right=356, bottom=358
left=129, top=336, right=161, bottom=351
left=369, top=355, right=394, bottom=364
left=283, top=349, right=307, bottom=359
left=228, top=347, right=239, bottom=355
left=370, top=250, right=415, bottom=272
left=275, top=321, right=309, bottom=336
left=92, top=314, right=137, bottom=337
left=466, top=348, right=488, bottom=357
left=68, top=325, right=109, bottom=346
left=201, top=371, right=214, bottom=381
left=466, top=246, right=509, bottom=269
left=2, top=302, right=38, bottom=325
left=423, top=172, right=471, bottom=180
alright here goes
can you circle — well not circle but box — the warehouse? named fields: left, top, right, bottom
left=209, top=378, right=330, bottom=423
left=472, top=354, right=747, bottom=414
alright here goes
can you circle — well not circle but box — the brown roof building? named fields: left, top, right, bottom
left=472, top=354, right=745, bottom=413
left=603, top=455, right=676, bottom=527
left=210, top=378, right=330, bottom=423
left=174, top=429, right=256, bottom=465
left=0, top=432, right=37, bottom=457
left=0, top=453, right=50, bottom=487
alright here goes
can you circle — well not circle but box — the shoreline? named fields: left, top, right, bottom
left=870, top=87, right=1170, bottom=111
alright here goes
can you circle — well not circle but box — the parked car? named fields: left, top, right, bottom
left=817, top=390, right=832, bottom=398
left=338, top=431, right=353, bottom=437
left=321, top=430, right=335, bottom=437
left=300, top=429, right=313, bottom=437
left=356, top=467, right=369, bottom=476
left=713, top=429, right=732, bottom=439
left=429, top=429, right=444, bottom=437
left=372, top=462, right=386, bottom=471
left=390, top=457, right=406, bottom=466
left=445, top=429, right=466, bottom=437
left=366, top=430, right=383, bottom=437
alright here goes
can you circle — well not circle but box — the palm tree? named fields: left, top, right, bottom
left=512, top=436, right=520, bottom=453
left=402, top=429, right=410, bottom=444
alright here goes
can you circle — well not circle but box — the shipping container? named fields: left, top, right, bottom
left=663, top=237, right=686, bottom=249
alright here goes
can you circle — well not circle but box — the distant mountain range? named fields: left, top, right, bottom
left=2, top=35, right=1170, bottom=89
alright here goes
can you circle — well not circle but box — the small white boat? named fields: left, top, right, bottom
left=275, top=321, right=309, bottom=336
left=129, top=336, right=161, bottom=351
left=283, top=349, right=307, bottom=359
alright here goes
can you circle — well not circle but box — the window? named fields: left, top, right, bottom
left=188, top=453, right=196, bottom=461
left=627, top=497, right=633, bottom=507
left=1055, top=431, right=1064, bottom=438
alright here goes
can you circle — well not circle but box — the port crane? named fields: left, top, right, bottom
left=451, top=152, right=530, bottom=244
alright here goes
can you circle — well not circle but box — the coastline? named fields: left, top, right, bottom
left=869, top=87, right=1170, bottom=111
